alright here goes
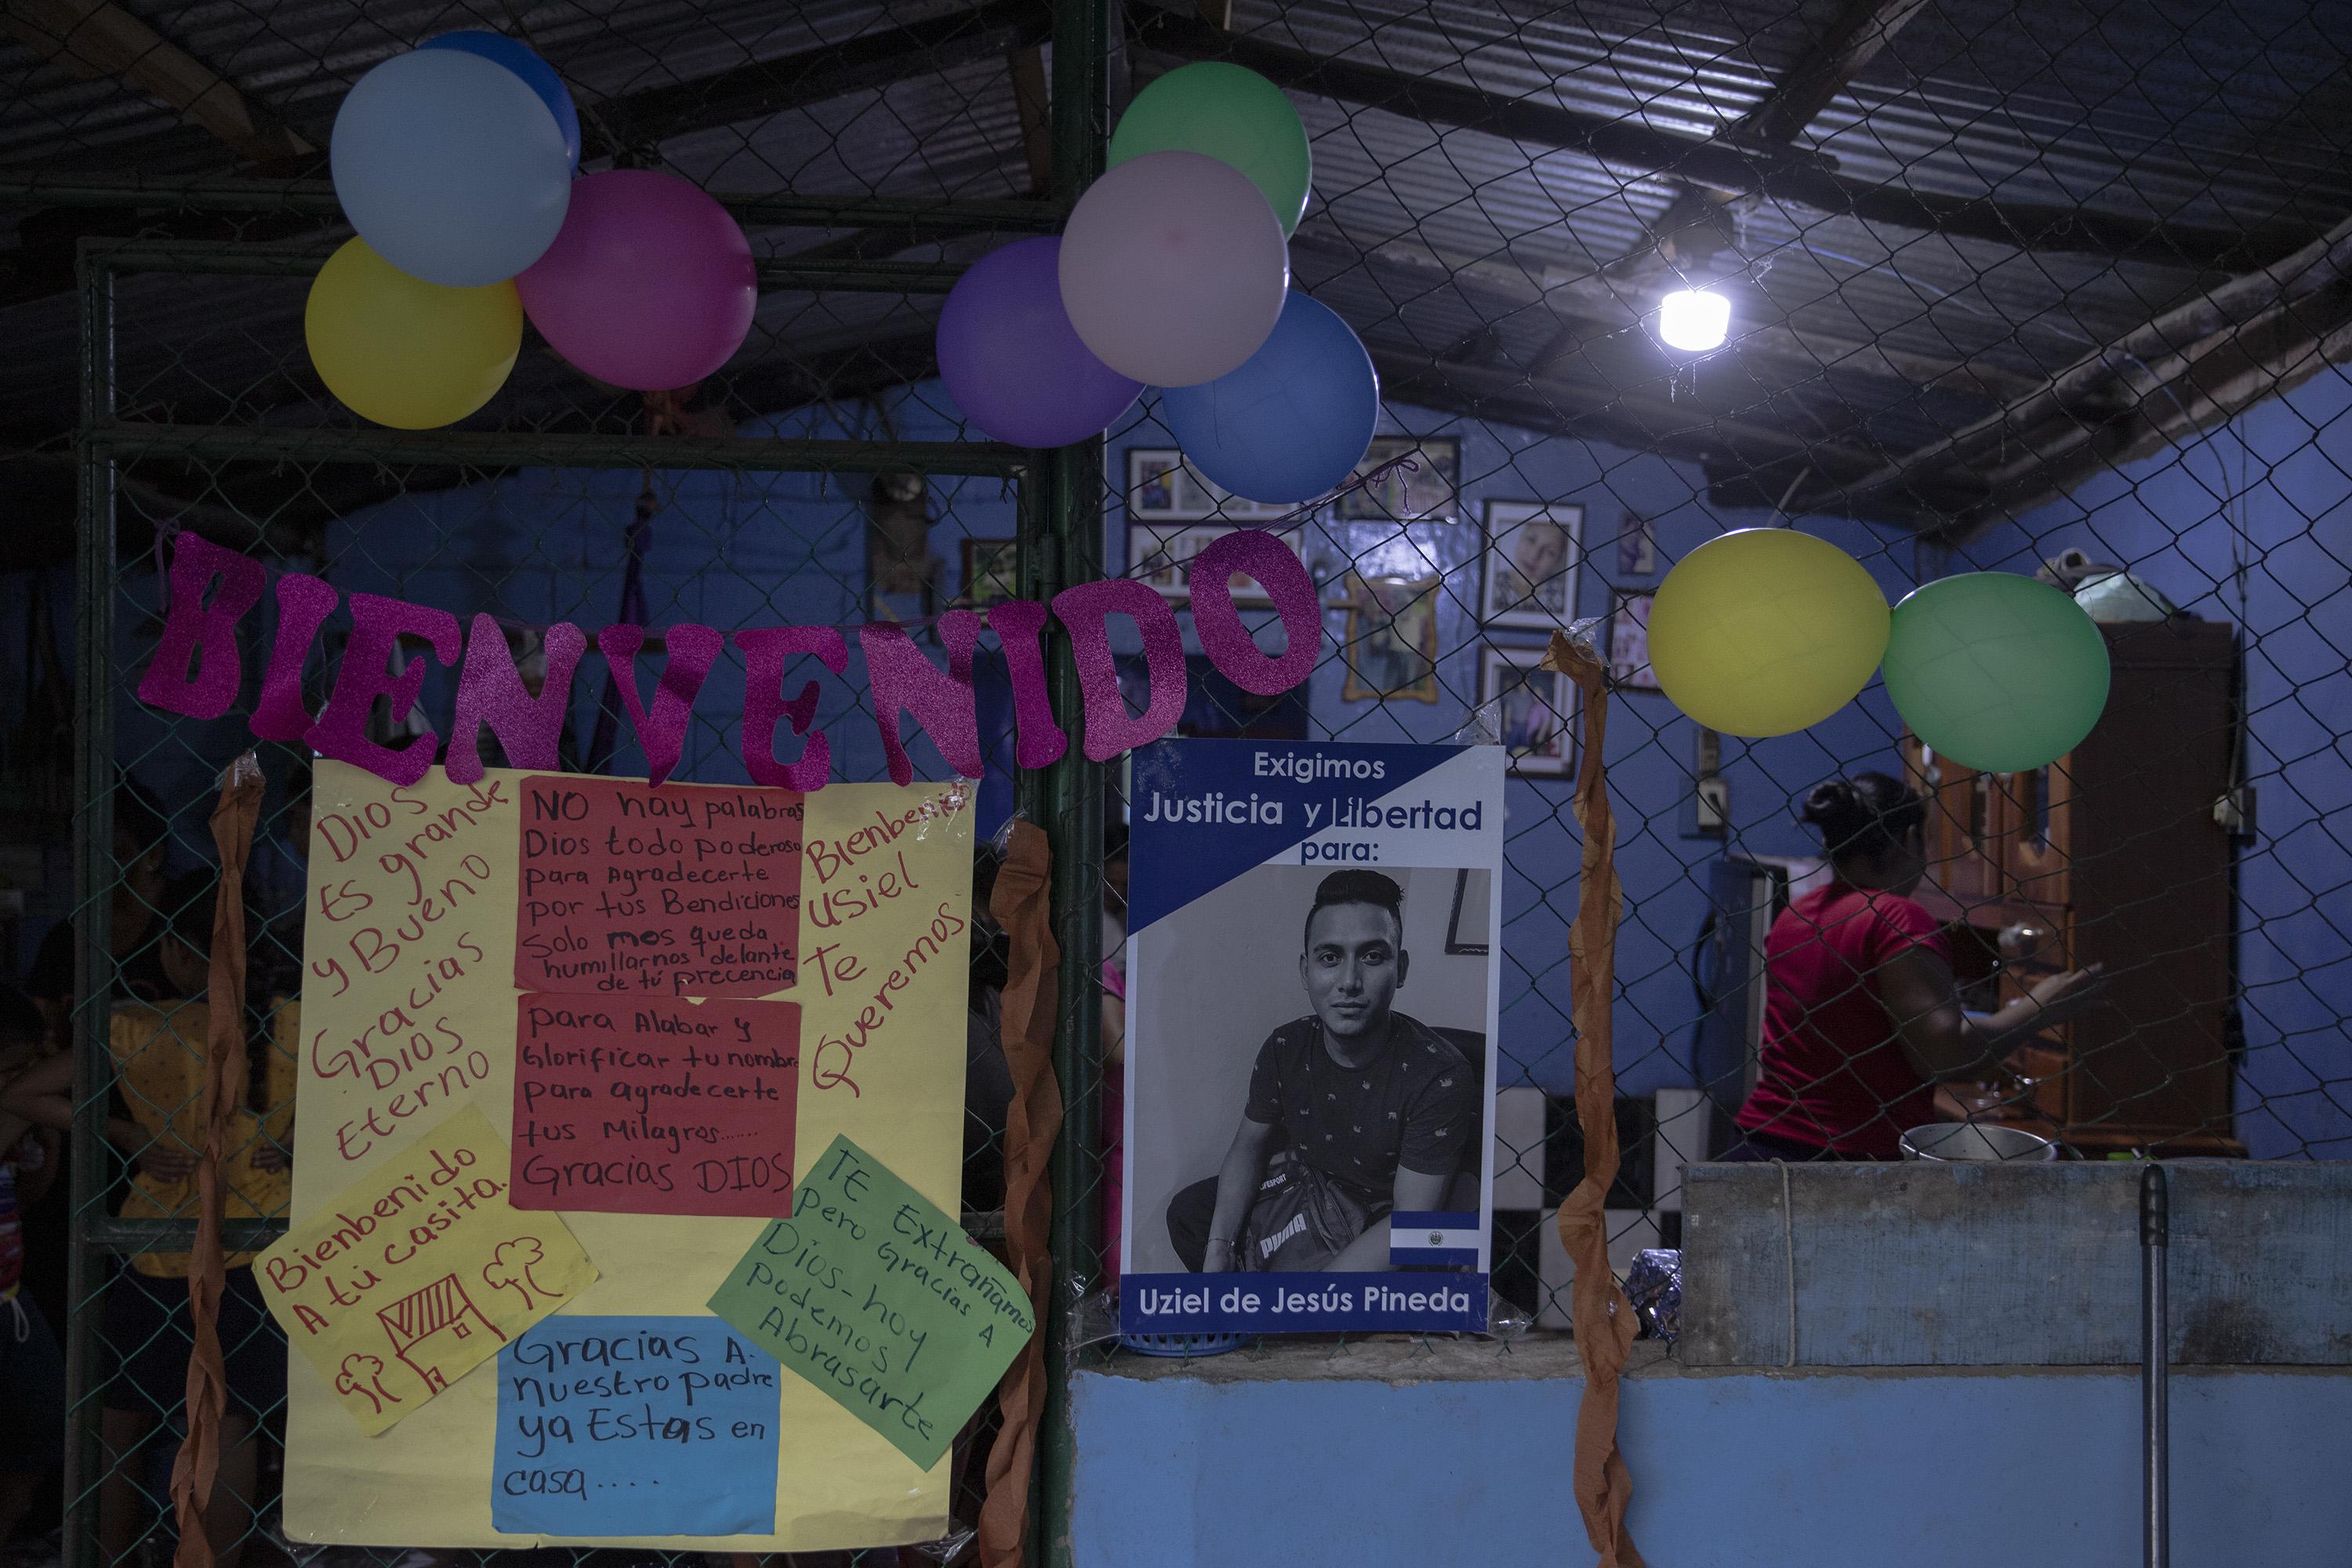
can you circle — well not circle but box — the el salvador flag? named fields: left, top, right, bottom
left=1389, top=1211, right=1481, bottom=1269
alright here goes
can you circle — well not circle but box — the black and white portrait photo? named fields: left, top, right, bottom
left=1126, top=863, right=1497, bottom=1278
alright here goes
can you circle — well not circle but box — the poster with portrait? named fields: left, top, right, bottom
left=1479, top=500, right=1583, bottom=628
left=1120, top=738, right=1504, bottom=1336
left=1340, top=574, right=1443, bottom=702
left=1478, top=647, right=1575, bottom=777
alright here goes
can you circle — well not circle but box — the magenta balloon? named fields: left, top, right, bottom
left=517, top=169, right=757, bottom=390
left=938, top=237, right=1142, bottom=447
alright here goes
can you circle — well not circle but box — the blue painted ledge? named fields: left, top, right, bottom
left=1071, top=1338, right=2352, bottom=1568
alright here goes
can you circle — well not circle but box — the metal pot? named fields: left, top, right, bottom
left=1899, top=1121, right=2059, bottom=1162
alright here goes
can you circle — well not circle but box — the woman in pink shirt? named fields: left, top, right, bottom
left=1732, top=773, right=2105, bottom=1160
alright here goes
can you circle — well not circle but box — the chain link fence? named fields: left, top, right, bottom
left=0, top=0, right=2346, bottom=1566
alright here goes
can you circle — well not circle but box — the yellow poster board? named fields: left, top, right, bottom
left=258, top=1103, right=597, bottom=1435
left=283, top=761, right=975, bottom=1549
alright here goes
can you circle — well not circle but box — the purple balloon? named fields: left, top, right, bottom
left=938, top=237, right=1142, bottom=447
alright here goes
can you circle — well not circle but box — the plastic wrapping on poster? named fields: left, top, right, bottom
left=1116, top=738, right=1507, bottom=1338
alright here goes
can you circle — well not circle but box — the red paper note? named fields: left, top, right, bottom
left=510, top=993, right=800, bottom=1218
left=514, top=775, right=804, bottom=996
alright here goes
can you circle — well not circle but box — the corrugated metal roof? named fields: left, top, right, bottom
left=0, top=0, right=2339, bottom=524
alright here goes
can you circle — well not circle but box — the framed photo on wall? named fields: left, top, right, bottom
left=1131, top=524, right=1306, bottom=604
left=1479, top=500, right=1584, bottom=628
left=1478, top=646, right=1575, bottom=777
left=1445, top=866, right=1492, bottom=954
left=1128, top=448, right=1192, bottom=521
left=1334, top=435, right=1461, bottom=524
left=959, top=539, right=1018, bottom=607
left=1131, top=524, right=1194, bottom=597
left=1609, top=590, right=1660, bottom=691
left=1615, top=511, right=1658, bottom=578
left=1123, top=448, right=1295, bottom=523
left=1340, top=572, right=1443, bottom=702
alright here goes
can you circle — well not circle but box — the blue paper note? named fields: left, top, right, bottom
left=492, top=1316, right=782, bottom=1537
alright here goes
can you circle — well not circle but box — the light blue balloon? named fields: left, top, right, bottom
left=332, top=48, right=572, bottom=287
left=419, top=31, right=582, bottom=170
left=1161, top=292, right=1379, bottom=504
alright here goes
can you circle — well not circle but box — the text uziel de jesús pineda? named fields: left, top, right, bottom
left=1127, top=1280, right=1478, bottom=1319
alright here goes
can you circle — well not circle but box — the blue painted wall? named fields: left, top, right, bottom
left=1106, top=400, right=1925, bottom=1098
left=125, top=389, right=1919, bottom=1102
left=1071, top=1362, right=2352, bottom=1568
left=1950, top=366, right=2352, bottom=1156
left=45, top=368, right=2347, bottom=1149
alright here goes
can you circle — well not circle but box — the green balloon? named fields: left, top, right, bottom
left=1882, top=572, right=2111, bottom=771
left=1109, top=63, right=1311, bottom=235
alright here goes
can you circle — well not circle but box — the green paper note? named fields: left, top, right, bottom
left=706, top=1134, right=1036, bottom=1468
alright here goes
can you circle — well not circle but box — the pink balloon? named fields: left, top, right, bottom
left=517, top=169, right=757, bottom=391
left=1058, top=151, right=1289, bottom=387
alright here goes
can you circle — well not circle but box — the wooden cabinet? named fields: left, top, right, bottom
left=1904, top=619, right=2241, bottom=1156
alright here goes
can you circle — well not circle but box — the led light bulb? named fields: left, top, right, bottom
left=1657, top=288, right=1731, bottom=353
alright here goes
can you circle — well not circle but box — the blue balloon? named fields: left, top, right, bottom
left=332, top=49, right=572, bottom=287
left=419, top=31, right=581, bottom=170
left=1161, top=292, right=1379, bottom=504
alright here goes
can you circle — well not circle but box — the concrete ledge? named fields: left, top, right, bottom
left=1072, top=1356, right=2352, bottom=1567
left=1092, top=1335, right=1646, bottom=1384
left=1088, top=1334, right=2352, bottom=1385
left=1681, top=1160, right=2352, bottom=1367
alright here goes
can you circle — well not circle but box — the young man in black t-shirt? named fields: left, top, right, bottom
left=1165, top=869, right=1476, bottom=1273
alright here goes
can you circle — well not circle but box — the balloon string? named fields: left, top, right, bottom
left=1261, top=452, right=1421, bottom=526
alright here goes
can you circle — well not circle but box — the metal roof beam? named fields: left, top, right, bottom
left=1793, top=215, right=2352, bottom=531
left=1009, top=45, right=1054, bottom=194
left=2, top=0, right=312, bottom=169
left=1289, top=227, right=2038, bottom=404
left=589, top=0, right=1051, bottom=155
left=1732, top=0, right=1932, bottom=147
left=1363, top=344, right=1899, bottom=488
left=1130, top=7, right=2313, bottom=269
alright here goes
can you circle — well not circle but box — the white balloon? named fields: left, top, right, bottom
left=1058, top=151, right=1290, bottom=387
left=332, top=49, right=572, bottom=288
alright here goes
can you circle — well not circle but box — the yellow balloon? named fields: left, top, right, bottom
left=305, top=238, right=521, bottom=429
left=1647, top=528, right=1890, bottom=736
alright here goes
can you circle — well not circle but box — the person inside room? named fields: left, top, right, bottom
left=24, top=775, right=178, bottom=1034
left=0, top=985, right=70, bottom=1551
left=1166, top=869, right=1477, bottom=1272
left=96, top=870, right=288, bottom=1568
left=1730, top=772, right=2107, bottom=1161
left=19, top=775, right=177, bottom=1369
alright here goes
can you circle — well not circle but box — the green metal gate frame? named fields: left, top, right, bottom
left=63, top=5, right=1112, bottom=1563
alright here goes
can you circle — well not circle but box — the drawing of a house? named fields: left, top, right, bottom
left=376, top=1272, right=505, bottom=1394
